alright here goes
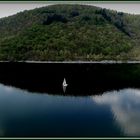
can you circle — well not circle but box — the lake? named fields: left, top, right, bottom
left=0, top=62, right=140, bottom=137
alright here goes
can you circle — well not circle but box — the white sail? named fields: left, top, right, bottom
left=63, top=78, right=68, bottom=87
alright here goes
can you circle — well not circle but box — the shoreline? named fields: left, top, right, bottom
left=0, top=60, right=140, bottom=64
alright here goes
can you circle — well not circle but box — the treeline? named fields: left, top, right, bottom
left=0, top=4, right=139, bottom=61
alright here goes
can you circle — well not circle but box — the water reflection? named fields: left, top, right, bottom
left=93, top=88, right=140, bottom=136
left=62, top=85, right=67, bottom=93
left=0, top=82, right=140, bottom=136
left=0, top=83, right=118, bottom=137
left=1, top=62, right=140, bottom=96
left=0, top=63, right=140, bottom=136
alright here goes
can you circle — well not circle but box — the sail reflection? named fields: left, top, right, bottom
left=62, top=85, right=67, bottom=93
left=92, top=88, right=140, bottom=136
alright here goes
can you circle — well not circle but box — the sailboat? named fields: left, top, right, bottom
left=63, top=78, right=68, bottom=87
left=62, top=78, right=68, bottom=93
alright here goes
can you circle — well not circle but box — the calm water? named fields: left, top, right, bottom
left=0, top=62, right=140, bottom=137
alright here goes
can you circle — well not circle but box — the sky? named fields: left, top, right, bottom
left=0, top=2, right=140, bottom=18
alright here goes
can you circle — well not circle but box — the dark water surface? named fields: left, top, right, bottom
left=0, top=62, right=140, bottom=137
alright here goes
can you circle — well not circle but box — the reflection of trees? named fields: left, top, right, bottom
left=0, top=63, right=140, bottom=96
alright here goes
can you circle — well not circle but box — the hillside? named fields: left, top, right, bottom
left=0, top=4, right=140, bottom=61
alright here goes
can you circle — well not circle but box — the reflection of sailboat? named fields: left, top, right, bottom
left=62, top=78, right=68, bottom=93
left=63, top=86, right=66, bottom=93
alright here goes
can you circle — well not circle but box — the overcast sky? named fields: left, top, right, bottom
left=0, top=2, right=140, bottom=18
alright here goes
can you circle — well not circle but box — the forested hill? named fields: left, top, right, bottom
left=0, top=4, right=140, bottom=61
